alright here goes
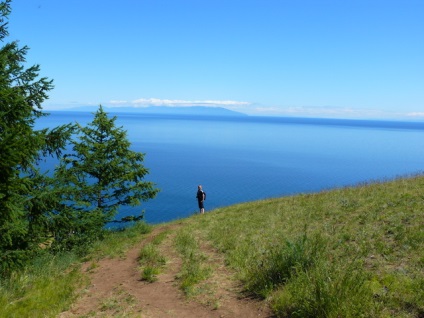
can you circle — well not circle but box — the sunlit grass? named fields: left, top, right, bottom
left=185, top=175, right=424, bottom=317
left=2, top=176, right=423, bottom=317
left=0, top=221, right=152, bottom=318
left=174, top=227, right=211, bottom=296
left=138, top=227, right=170, bottom=282
left=87, top=221, right=152, bottom=260
left=0, top=252, right=84, bottom=318
left=100, top=286, right=137, bottom=314
left=139, top=243, right=166, bottom=282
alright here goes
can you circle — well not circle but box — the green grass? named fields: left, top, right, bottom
left=0, top=221, right=152, bottom=318
left=244, top=231, right=326, bottom=298
left=271, top=258, right=376, bottom=318
left=99, top=286, right=137, bottom=316
left=139, top=243, right=166, bottom=282
left=183, top=175, right=424, bottom=317
left=0, top=252, right=84, bottom=318
left=174, top=227, right=211, bottom=296
left=2, top=176, right=423, bottom=317
left=138, top=227, right=170, bottom=282
left=87, top=221, right=152, bottom=260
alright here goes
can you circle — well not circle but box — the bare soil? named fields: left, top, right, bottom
left=59, top=224, right=273, bottom=318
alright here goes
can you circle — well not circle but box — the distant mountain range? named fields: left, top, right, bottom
left=59, top=106, right=247, bottom=117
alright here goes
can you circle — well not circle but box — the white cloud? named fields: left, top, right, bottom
left=109, top=100, right=128, bottom=105
left=45, top=97, right=421, bottom=120
left=109, top=98, right=250, bottom=108
left=406, top=112, right=424, bottom=117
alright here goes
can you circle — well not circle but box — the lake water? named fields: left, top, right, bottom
left=36, top=111, right=424, bottom=225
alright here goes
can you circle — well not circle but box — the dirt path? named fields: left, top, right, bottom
left=59, top=224, right=273, bottom=318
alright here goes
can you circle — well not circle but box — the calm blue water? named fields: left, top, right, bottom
left=36, top=111, right=424, bottom=224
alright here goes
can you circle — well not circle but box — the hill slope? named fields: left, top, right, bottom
left=66, top=175, right=424, bottom=317
left=2, top=175, right=423, bottom=317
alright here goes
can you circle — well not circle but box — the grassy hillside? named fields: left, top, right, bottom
left=188, top=175, right=424, bottom=317
left=1, top=175, right=423, bottom=317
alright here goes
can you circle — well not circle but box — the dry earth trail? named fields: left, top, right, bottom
left=59, top=224, right=273, bottom=318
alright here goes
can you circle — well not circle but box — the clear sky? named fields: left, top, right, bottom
left=7, top=0, right=424, bottom=119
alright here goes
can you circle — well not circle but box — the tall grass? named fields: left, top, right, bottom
left=139, top=243, right=166, bottom=282
left=138, top=230, right=169, bottom=282
left=244, top=232, right=326, bottom=298
left=272, top=259, right=376, bottom=318
left=185, top=175, right=424, bottom=317
left=0, top=252, right=84, bottom=318
left=0, top=221, right=152, bottom=318
left=2, top=176, right=423, bottom=317
left=174, top=227, right=211, bottom=296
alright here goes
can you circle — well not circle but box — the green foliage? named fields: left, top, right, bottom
left=1, top=0, right=158, bottom=272
left=53, top=106, right=159, bottom=251
left=57, top=105, right=159, bottom=215
left=0, top=0, right=74, bottom=274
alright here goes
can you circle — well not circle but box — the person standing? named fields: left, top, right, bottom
left=196, top=185, right=206, bottom=214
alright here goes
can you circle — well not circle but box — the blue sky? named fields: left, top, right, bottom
left=7, top=0, right=424, bottom=119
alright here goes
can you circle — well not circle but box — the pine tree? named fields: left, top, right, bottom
left=55, top=106, right=159, bottom=240
left=0, top=0, right=73, bottom=274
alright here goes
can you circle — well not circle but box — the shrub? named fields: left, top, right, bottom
left=272, top=259, right=377, bottom=318
left=245, top=232, right=326, bottom=298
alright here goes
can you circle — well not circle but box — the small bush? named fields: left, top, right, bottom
left=272, top=259, right=377, bottom=318
left=245, top=233, right=326, bottom=298
left=141, top=266, right=160, bottom=282
left=139, top=243, right=166, bottom=266
left=139, top=243, right=166, bottom=282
